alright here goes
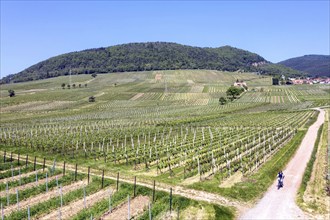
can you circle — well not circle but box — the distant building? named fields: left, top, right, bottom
left=288, top=77, right=330, bottom=85
left=234, top=80, right=247, bottom=90
left=291, top=79, right=304, bottom=85
left=234, top=81, right=247, bottom=87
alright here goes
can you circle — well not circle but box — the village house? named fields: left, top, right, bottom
left=234, top=80, right=247, bottom=90
left=289, top=77, right=330, bottom=85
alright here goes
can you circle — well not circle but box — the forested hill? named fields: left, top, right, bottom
left=2, top=42, right=303, bottom=83
left=278, top=55, right=330, bottom=77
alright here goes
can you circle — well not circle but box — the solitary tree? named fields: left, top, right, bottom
left=92, top=73, right=97, bottom=78
left=67, top=84, right=71, bottom=89
left=61, top=83, right=66, bottom=89
left=8, top=89, right=15, bottom=97
left=89, top=96, right=95, bottom=102
left=226, top=86, right=244, bottom=101
left=219, top=97, right=227, bottom=105
left=85, top=84, right=88, bottom=88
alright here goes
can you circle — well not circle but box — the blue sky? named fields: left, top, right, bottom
left=1, top=0, right=329, bottom=78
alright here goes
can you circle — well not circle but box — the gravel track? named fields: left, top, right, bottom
left=240, top=108, right=325, bottom=219
left=1, top=108, right=325, bottom=219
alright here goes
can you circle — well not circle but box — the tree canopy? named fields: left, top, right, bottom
left=89, top=96, right=95, bottom=102
left=226, top=86, right=244, bottom=100
left=8, top=89, right=15, bottom=97
left=0, top=42, right=304, bottom=84
left=219, top=97, right=227, bottom=105
left=278, top=55, right=330, bottom=77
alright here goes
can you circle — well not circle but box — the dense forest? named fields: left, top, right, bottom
left=1, top=42, right=304, bottom=83
left=278, top=55, right=330, bottom=77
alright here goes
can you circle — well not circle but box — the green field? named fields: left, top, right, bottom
left=0, top=70, right=329, bottom=219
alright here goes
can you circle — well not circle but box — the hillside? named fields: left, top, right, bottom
left=0, top=70, right=329, bottom=219
left=278, top=55, right=330, bottom=77
left=1, top=42, right=303, bottom=83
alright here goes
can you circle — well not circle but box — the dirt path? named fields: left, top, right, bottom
left=0, top=174, right=62, bottom=197
left=40, top=187, right=112, bottom=220
left=130, top=93, right=144, bottom=101
left=0, top=109, right=326, bottom=218
left=101, top=195, right=150, bottom=220
left=81, top=78, right=96, bottom=85
left=0, top=169, right=44, bottom=184
left=240, top=108, right=325, bottom=219
left=94, top=92, right=105, bottom=97
left=302, top=110, right=329, bottom=219
left=16, top=89, right=47, bottom=94
left=3, top=180, right=87, bottom=216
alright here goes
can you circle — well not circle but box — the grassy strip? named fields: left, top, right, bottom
left=189, top=130, right=307, bottom=202
left=296, top=124, right=323, bottom=205
left=0, top=171, right=84, bottom=207
left=303, top=111, right=319, bottom=129
left=0, top=164, right=43, bottom=180
left=138, top=191, right=234, bottom=220
left=72, top=182, right=134, bottom=220
left=73, top=181, right=235, bottom=220
left=6, top=176, right=107, bottom=220
left=0, top=169, right=62, bottom=191
left=0, top=161, right=27, bottom=171
left=0, top=146, right=127, bottom=176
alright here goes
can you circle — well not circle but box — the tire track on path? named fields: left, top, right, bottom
left=240, top=108, right=325, bottom=219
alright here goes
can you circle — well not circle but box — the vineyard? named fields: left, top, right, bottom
left=0, top=110, right=316, bottom=182
left=0, top=155, right=233, bottom=219
left=0, top=70, right=329, bottom=218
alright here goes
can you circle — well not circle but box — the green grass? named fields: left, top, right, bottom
left=189, top=130, right=308, bottom=202
left=72, top=182, right=134, bottom=220
left=0, top=171, right=84, bottom=208
left=296, top=124, right=323, bottom=206
left=0, top=168, right=62, bottom=191
left=0, top=164, right=43, bottom=180
left=0, top=161, right=25, bottom=171
left=6, top=176, right=102, bottom=220
left=0, top=70, right=327, bottom=216
left=296, top=109, right=329, bottom=214
left=72, top=182, right=235, bottom=220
